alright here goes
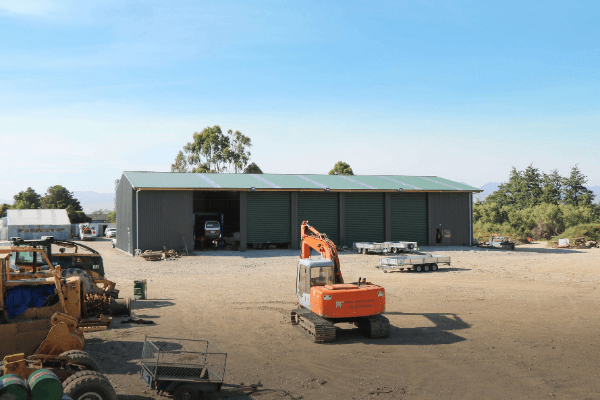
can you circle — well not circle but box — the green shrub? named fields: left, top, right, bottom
left=548, top=223, right=600, bottom=244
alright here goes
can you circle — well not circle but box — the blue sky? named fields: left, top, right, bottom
left=1, top=0, right=598, bottom=201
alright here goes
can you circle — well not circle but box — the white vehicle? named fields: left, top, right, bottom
left=105, top=228, right=116, bottom=238
left=78, top=223, right=96, bottom=241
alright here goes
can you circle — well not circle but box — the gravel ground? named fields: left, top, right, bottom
left=76, top=238, right=599, bottom=400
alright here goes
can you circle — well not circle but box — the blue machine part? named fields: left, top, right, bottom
left=5, top=285, right=57, bottom=319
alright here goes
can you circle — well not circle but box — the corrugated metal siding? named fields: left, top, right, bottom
left=297, top=193, right=339, bottom=246
left=390, top=193, right=428, bottom=245
left=344, top=193, right=385, bottom=246
left=428, top=193, right=472, bottom=246
left=246, top=192, right=291, bottom=244
left=137, top=191, right=193, bottom=252
left=116, top=175, right=135, bottom=254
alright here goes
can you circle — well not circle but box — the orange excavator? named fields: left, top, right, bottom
left=291, top=221, right=390, bottom=343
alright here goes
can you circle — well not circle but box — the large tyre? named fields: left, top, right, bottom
left=423, top=264, right=430, bottom=272
left=414, top=265, right=423, bottom=272
left=60, top=350, right=101, bottom=372
left=63, top=370, right=116, bottom=400
left=62, top=268, right=94, bottom=295
left=174, top=384, right=199, bottom=400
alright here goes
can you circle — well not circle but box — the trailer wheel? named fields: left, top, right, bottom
left=361, top=248, right=367, bottom=255
left=174, top=384, right=199, bottom=400
left=63, top=370, right=117, bottom=400
left=414, top=265, right=423, bottom=272
left=423, top=264, right=430, bottom=272
left=60, top=350, right=101, bottom=372
left=431, top=264, right=438, bottom=271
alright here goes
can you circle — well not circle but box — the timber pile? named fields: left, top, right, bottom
left=85, top=293, right=111, bottom=316
left=570, top=237, right=587, bottom=248
left=140, top=248, right=181, bottom=261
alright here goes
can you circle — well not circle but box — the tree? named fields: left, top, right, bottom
left=244, top=162, right=263, bottom=174
left=13, top=187, right=42, bottom=209
left=328, top=161, right=354, bottom=176
left=171, top=126, right=253, bottom=173
left=562, top=165, right=595, bottom=206
left=107, top=210, right=116, bottom=223
left=541, top=169, right=562, bottom=205
left=0, top=203, right=10, bottom=218
left=485, top=165, right=543, bottom=210
left=41, top=185, right=90, bottom=223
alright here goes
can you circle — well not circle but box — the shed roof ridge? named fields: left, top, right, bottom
left=420, top=177, right=463, bottom=190
left=294, top=175, right=328, bottom=189
left=337, top=175, right=377, bottom=189
left=378, top=176, right=421, bottom=190
left=250, top=174, right=281, bottom=188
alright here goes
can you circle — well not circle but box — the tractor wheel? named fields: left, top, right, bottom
left=174, top=384, right=199, bottom=400
left=63, top=370, right=116, bottom=400
left=60, top=350, right=101, bottom=372
left=62, top=268, right=94, bottom=295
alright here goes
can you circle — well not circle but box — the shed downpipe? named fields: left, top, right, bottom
left=469, top=193, right=472, bottom=247
left=136, top=189, right=140, bottom=256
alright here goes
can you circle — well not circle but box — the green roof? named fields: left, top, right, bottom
left=123, top=171, right=481, bottom=192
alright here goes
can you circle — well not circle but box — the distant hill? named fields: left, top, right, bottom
left=588, top=186, right=600, bottom=202
left=73, top=191, right=115, bottom=213
left=475, top=182, right=502, bottom=201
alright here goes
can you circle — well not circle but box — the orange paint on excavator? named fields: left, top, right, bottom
left=292, top=221, right=389, bottom=342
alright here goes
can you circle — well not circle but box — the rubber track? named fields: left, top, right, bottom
left=357, top=315, right=391, bottom=338
left=291, top=309, right=336, bottom=343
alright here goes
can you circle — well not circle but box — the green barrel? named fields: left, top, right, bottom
left=133, top=279, right=147, bottom=300
left=27, top=369, right=62, bottom=400
left=0, top=374, right=30, bottom=400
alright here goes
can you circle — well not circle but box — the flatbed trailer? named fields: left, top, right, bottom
left=354, top=241, right=419, bottom=254
left=378, top=254, right=451, bottom=273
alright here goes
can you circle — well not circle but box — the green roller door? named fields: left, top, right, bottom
left=345, top=193, right=385, bottom=246
left=391, top=193, right=427, bottom=245
left=297, top=193, right=339, bottom=246
left=247, top=192, right=291, bottom=244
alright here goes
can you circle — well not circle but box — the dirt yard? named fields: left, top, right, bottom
left=80, top=239, right=600, bottom=400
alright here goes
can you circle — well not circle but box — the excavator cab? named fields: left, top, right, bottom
left=296, top=259, right=335, bottom=309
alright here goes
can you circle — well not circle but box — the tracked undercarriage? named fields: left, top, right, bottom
left=291, top=308, right=390, bottom=343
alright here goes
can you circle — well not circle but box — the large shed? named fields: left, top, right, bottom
left=3, top=209, right=71, bottom=241
left=115, top=172, right=481, bottom=254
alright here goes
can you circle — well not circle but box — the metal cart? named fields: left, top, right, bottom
left=354, top=241, right=419, bottom=254
left=140, top=336, right=227, bottom=399
left=378, top=254, right=451, bottom=272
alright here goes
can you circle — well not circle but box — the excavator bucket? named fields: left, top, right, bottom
left=35, top=313, right=84, bottom=355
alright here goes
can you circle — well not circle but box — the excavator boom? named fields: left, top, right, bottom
left=300, top=221, right=343, bottom=284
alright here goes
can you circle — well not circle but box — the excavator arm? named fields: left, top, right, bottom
left=300, top=221, right=344, bottom=284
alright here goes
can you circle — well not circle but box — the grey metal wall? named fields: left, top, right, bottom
left=246, top=192, right=291, bottom=245
left=137, top=191, right=194, bottom=253
left=344, top=193, right=385, bottom=246
left=297, top=192, right=340, bottom=246
left=428, top=192, right=472, bottom=246
left=390, top=193, right=428, bottom=245
left=116, top=175, right=135, bottom=254
left=7, top=225, right=70, bottom=241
